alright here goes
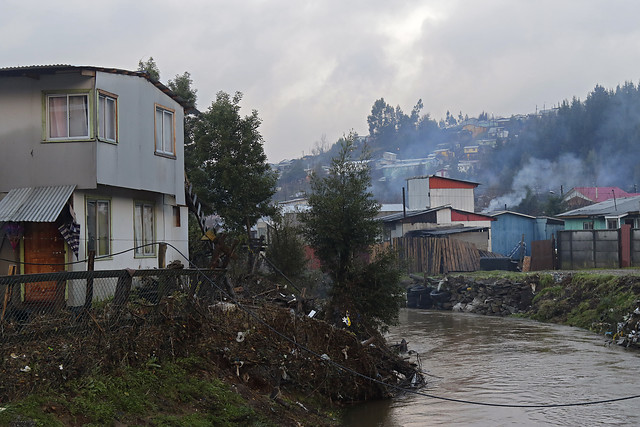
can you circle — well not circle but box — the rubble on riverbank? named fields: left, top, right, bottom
left=405, top=272, right=640, bottom=350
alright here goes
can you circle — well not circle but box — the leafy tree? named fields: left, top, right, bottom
left=168, top=71, right=198, bottom=145
left=187, top=91, right=277, bottom=240
left=300, top=135, right=403, bottom=334
left=168, top=71, right=197, bottom=108
left=367, top=98, right=397, bottom=142
left=137, top=57, right=160, bottom=81
left=265, top=210, right=308, bottom=281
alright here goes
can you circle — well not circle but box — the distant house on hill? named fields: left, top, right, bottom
left=563, top=187, right=640, bottom=209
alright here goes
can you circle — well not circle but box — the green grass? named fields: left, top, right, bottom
left=0, top=357, right=270, bottom=426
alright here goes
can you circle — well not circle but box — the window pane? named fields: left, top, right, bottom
left=134, top=204, right=143, bottom=254
left=105, top=98, right=116, bottom=141
left=97, top=201, right=110, bottom=255
left=143, top=205, right=154, bottom=254
left=98, top=95, right=105, bottom=139
left=163, top=111, right=173, bottom=153
left=69, top=95, right=88, bottom=137
left=134, top=203, right=155, bottom=255
left=155, top=108, right=163, bottom=152
left=49, top=96, right=68, bottom=138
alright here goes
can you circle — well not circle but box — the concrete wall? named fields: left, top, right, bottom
left=558, top=230, right=620, bottom=269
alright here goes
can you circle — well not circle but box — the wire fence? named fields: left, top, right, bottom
left=0, top=266, right=227, bottom=342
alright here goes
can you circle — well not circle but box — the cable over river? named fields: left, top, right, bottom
left=343, top=308, right=640, bottom=426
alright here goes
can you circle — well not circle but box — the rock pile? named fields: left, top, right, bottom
left=408, top=275, right=537, bottom=316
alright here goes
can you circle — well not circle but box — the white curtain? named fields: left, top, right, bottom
left=48, top=96, right=67, bottom=138
left=69, top=95, right=88, bottom=137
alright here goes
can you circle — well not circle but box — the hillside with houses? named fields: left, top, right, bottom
left=275, top=82, right=640, bottom=216
left=272, top=82, right=640, bottom=272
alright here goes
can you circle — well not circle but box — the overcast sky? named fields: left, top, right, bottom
left=3, top=0, right=640, bottom=162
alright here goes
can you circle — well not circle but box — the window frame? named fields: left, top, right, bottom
left=134, top=201, right=156, bottom=257
left=154, top=104, right=176, bottom=157
left=43, top=90, right=93, bottom=142
left=97, top=90, right=118, bottom=143
left=606, top=218, right=619, bottom=230
left=86, top=197, right=112, bottom=258
left=582, top=221, right=594, bottom=230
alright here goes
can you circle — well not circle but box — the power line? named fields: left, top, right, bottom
left=4, top=240, right=640, bottom=409
left=160, top=242, right=640, bottom=409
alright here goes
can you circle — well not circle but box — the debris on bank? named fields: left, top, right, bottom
left=1, top=275, right=424, bottom=421
left=406, top=274, right=535, bottom=315
left=406, top=272, right=640, bottom=351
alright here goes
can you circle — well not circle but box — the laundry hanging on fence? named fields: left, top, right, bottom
left=58, top=221, right=80, bottom=259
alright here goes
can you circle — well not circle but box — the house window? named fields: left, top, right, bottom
left=46, top=93, right=90, bottom=140
left=134, top=202, right=155, bottom=256
left=86, top=199, right=110, bottom=256
left=154, top=104, right=175, bottom=156
left=607, top=219, right=618, bottom=230
left=173, top=206, right=181, bottom=227
left=98, top=91, right=117, bottom=142
left=583, top=221, right=594, bottom=230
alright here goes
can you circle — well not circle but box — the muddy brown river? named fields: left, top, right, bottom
left=343, top=308, right=640, bottom=426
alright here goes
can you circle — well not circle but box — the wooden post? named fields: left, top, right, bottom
left=84, top=250, right=95, bottom=311
left=158, top=243, right=167, bottom=269
left=112, top=269, right=134, bottom=321
left=1, top=264, right=17, bottom=322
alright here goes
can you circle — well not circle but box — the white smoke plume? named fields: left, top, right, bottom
left=486, top=154, right=588, bottom=212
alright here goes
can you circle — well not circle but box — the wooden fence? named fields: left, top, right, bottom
left=377, top=236, right=481, bottom=275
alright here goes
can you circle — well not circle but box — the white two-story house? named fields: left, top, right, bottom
left=0, top=65, right=190, bottom=304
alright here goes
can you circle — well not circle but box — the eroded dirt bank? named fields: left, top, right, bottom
left=407, top=272, right=640, bottom=348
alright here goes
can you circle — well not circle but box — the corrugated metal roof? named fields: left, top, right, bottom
left=406, top=226, right=489, bottom=237
left=0, top=185, right=75, bottom=222
left=557, top=195, right=640, bottom=218
left=0, top=65, right=196, bottom=112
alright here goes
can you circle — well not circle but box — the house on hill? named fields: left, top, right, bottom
left=0, top=65, right=191, bottom=305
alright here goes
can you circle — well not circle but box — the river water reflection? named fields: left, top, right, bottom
left=343, top=309, right=640, bottom=426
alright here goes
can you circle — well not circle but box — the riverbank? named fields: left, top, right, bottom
left=406, top=270, right=640, bottom=348
left=0, top=276, right=419, bottom=426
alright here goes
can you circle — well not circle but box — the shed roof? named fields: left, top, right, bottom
left=406, top=226, right=489, bottom=237
left=0, top=185, right=75, bottom=222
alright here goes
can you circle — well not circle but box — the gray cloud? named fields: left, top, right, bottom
left=3, top=0, right=640, bottom=161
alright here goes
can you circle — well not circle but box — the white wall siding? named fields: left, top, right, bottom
left=430, top=188, right=475, bottom=212
left=407, top=177, right=430, bottom=210
left=71, top=187, right=189, bottom=271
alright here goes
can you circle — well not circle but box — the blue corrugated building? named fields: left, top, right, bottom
left=489, top=211, right=564, bottom=257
